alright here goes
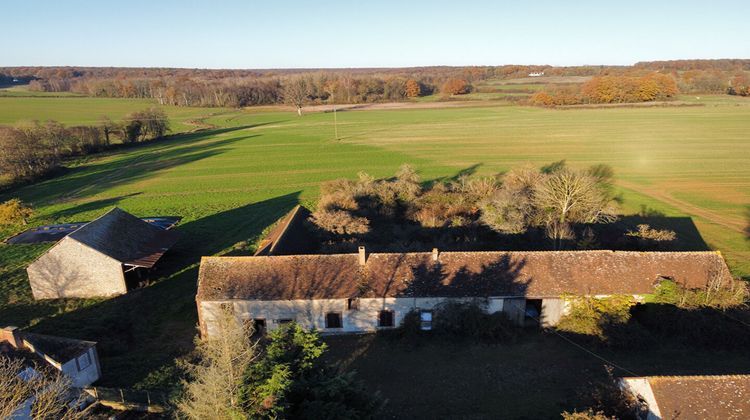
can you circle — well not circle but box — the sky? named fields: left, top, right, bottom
left=2, top=0, right=749, bottom=69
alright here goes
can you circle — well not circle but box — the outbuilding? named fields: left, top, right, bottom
left=27, top=207, right=178, bottom=299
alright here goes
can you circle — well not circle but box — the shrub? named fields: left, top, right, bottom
left=556, top=295, right=635, bottom=337
left=0, top=198, right=34, bottom=225
left=649, top=278, right=748, bottom=309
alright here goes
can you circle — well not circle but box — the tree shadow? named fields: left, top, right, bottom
left=20, top=192, right=301, bottom=387
left=745, top=205, right=750, bottom=242
left=4, top=124, right=274, bottom=206
left=50, top=193, right=142, bottom=220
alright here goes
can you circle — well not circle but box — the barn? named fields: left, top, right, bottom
left=196, top=248, right=731, bottom=338
left=27, top=207, right=178, bottom=299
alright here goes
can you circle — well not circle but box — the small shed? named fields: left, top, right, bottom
left=27, top=207, right=178, bottom=299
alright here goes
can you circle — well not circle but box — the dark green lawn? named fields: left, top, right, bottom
left=323, top=332, right=750, bottom=419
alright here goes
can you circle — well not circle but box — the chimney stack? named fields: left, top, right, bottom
left=358, top=246, right=367, bottom=266
left=432, top=248, right=440, bottom=262
left=0, top=326, right=22, bottom=349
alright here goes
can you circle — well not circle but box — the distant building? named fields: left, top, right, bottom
left=196, top=249, right=731, bottom=338
left=528, top=72, right=545, bottom=77
left=27, top=208, right=178, bottom=299
left=621, top=375, right=750, bottom=420
left=1, top=326, right=101, bottom=417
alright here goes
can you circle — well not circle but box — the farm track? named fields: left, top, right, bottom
left=616, top=180, right=745, bottom=234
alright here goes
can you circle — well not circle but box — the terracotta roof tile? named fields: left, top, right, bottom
left=197, top=250, right=731, bottom=301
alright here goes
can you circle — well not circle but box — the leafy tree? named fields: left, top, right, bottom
left=0, top=198, right=34, bottom=225
left=405, top=79, right=422, bottom=97
left=240, top=323, right=381, bottom=419
left=441, top=78, right=471, bottom=95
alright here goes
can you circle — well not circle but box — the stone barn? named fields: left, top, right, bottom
left=196, top=249, right=731, bottom=338
left=27, top=207, right=178, bottom=299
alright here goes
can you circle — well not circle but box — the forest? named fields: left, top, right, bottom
left=2, top=59, right=748, bottom=108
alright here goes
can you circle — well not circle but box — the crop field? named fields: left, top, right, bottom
left=0, top=95, right=748, bottom=400
left=0, top=96, right=220, bottom=132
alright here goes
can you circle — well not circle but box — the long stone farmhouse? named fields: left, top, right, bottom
left=27, top=207, right=178, bottom=299
left=196, top=248, right=731, bottom=338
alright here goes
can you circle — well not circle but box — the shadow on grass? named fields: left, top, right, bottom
left=22, top=191, right=301, bottom=388
left=325, top=303, right=750, bottom=418
left=1, top=123, right=282, bottom=205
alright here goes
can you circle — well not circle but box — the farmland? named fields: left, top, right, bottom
left=0, top=94, right=749, bottom=411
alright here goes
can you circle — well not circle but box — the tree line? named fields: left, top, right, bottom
left=0, top=108, right=169, bottom=185
left=529, top=73, right=680, bottom=106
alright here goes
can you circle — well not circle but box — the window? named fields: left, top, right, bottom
left=76, top=352, right=92, bottom=371
left=277, top=319, right=293, bottom=325
left=378, top=310, right=394, bottom=328
left=420, top=310, right=433, bottom=331
left=325, top=312, right=343, bottom=329
left=347, top=298, right=360, bottom=311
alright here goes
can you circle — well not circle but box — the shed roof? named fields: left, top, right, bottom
left=254, top=205, right=314, bottom=256
left=197, top=250, right=731, bottom=301
left=627, top=375, right=750, bottom=419
left=68, top=207, right=179, bottom=268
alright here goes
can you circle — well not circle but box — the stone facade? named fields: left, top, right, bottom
left=198, top=296, right=569, bottom=338
left=27, top=237, right=127, bottom=299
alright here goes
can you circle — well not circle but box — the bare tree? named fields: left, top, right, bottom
left=283, top=77, right=311, bottom=116
left=177, top=307, right=256, bottom=419
left=533, top=168, right=617, bottom=248
left=0, top=355, right=85, bottom=419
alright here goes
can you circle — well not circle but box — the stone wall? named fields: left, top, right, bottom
left=27, top=237, right=127, bottom=299
left=199, top=296, right=569, bottom=338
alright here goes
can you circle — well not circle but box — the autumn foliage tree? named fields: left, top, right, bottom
left=441, top=78, right=472, bottom=95
left=405, top=79, right=422, bottom=97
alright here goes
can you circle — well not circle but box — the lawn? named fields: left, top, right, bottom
left=324, top=332, right=750, bottom=419
left=0, top=95, right=748, bottom=395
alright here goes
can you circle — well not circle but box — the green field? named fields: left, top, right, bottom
left=0, top=96, right=222, bottom=132
left=0, top=95, right=748, bottom=409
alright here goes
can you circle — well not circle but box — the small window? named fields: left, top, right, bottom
left=76, top=352, right=92, bottom=371
left=325, top=312, right=343, bottom=329
left=420, top=310, right=433, bottom=331
left=378, top=310, right=394, bottom=328
left=347, top=298, right=360, bottom=311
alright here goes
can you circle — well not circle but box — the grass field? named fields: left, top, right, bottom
left=0, top=96, right=223, bottom=132
left=0, top=95, right=748, bottom=412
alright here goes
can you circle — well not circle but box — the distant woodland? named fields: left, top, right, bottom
left=2, top=59, right=748, bottom=108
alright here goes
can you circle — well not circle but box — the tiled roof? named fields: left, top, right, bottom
left=254, top=205, right=314, bottom=256
left=68, top=207, right=178, bottom=268
left=633, top=375, right=750, bottom=419
left=197, top=250, right=731, bottom=301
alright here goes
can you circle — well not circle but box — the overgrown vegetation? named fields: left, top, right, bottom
left=530, top=73, right=679, bottom=106
left=177, top=311, right=380, bottom=419
left=555, top=295, right=636, bottom=337
left=0, top=355, right=86, bottom=419
left=312, top=161, right=618, bottom=251
left=0, top=198, right=34, bottom=225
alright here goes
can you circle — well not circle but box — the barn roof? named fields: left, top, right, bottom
left=625, top=375, right=750, bottom=419
left=196, top=250, right=731, bottom=301
left=68, top=207, right=179, bottom=268
left=254, top=205, right=315, bottom=256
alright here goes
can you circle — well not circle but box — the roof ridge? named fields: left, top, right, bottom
left=628, top=374, right=750, bottom=381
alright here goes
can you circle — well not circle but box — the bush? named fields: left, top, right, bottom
left=394, top=302, right=519, bottom=343
left=556, top=295, right=635, bottom=337
left=0, top=198, right=34, bottom=225
left=649, top=278, right=748, bottom=309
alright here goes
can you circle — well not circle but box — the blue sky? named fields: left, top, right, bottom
left=2, top=0, right=748, bottom=68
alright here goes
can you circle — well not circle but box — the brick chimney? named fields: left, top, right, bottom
left=0, top=326, right=23, bottom=349
left=358, top=246, right=367, bottom=266
left=432, top=248, right=439, bottom=262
